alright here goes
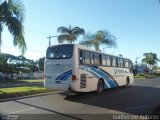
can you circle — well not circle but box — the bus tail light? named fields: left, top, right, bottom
left=72, top=75, right=77, bottom=81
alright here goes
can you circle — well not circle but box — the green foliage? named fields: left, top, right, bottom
left=37, top=57, right=45, bottom=71
left=142, top=52, right=159, bottom=67
left=0, top=0, right=26, bottom=54
left=0, top=53, right=38, bottom=79
left=134, top=73, right=156, bottom=78
left=57, top=25, right=85, bottom=43
left=79, top=30, right=117, bottom=51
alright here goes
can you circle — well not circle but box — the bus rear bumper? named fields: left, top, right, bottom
left=44, top=82, right=69, bottom=91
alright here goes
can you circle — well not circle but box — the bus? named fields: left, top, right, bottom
left=44, top=44, right=134, bottom=94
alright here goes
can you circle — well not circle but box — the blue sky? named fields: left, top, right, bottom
left=1, top=0, right=160, bottom=64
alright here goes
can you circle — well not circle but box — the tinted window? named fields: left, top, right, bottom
left=124, top=59, right=129, bottom=68
left=99, top=54, right=102, bottom=65
left=112, top=57, right=117, bottom=67
left=117, top=58, right=121, bottom=67
left=79, top=50, right=83, bottom=64
left=102, top=55, right=106, bottom=65
left=90, top=52, right=94, bottom=64
left=94, top=53, right=100, bottom=65
left=46, top=45, right=73, bottom=59
left=85, top=51, right=90, bottom=64
left=120, top=58, right=124, bottom=67
left=106, top=55, right=111, bottom=66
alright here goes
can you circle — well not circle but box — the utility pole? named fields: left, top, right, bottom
left=103, top=46, right=111, bottom=53
left=46, top=35, right=57, bottom=46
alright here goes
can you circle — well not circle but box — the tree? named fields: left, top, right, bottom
left=0, top=0, right=26, bottom=54
left=79, top=30, right=117, bottom=51
left=57, top=25, right=85, bottom=43
left=37, top=57, right=45, bottom=71
left=0, top=53, right=38, bottom=80
left=142, top=52, right=159, bottom=67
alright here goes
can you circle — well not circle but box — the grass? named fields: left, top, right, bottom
left=0, top=86, right=57, bottom=99
left=134, top=74, right=157, bottom=79
left=21, top=79, right=44, bottom=83
left=0, top=79, right=44, bottom=85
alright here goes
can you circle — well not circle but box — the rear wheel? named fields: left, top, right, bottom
left=97, top=79, right=104, bottom=94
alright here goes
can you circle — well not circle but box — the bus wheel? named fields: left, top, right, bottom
left=125, top=77, right=129, bottom=87
left=97, top=79, right=104, bottom=94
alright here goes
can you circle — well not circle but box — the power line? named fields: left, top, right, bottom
left=46, top=35, right=57, bottom=46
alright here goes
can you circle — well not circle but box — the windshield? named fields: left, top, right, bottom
left=46, top=44, right=74, bottom=59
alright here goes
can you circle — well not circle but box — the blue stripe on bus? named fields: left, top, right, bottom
left=89, top=67, right=117, bottom=88
left=80, top=67, right=109, bottom=88
left=56, top=70, right=72, bottom=80
left=80, top=66, right=118, bottom=88
left=96, top=67, right=119, bottom=86
left=60, top=72, right=72, bottom=80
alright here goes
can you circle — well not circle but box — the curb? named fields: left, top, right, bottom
left=0, top=91, right=62, bottom=103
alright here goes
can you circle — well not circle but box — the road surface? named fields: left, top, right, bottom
left=0, top=77, right=160, bottom=120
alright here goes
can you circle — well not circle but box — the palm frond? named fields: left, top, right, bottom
left=72, top=27, right=85, bottom=36
left=100, top=31, right=117, bottom=48
left=8, top=0, right=25, bottom=22
left=5, top=16, right=26, bottom=54
left=79, top=33, right=94, bottom=47
left=0, top=0, right=26, bottom=54
left=57, top=34, right=70, bottom=43
left=57, top=25, right=85, bottom=43
left=57, top=26, right=70, bottom=34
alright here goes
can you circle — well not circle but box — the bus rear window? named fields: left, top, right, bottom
left=46, top=45, right=73, bottom=59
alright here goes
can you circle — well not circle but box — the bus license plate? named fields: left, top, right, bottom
left=55, top=81, right=61, bottom=84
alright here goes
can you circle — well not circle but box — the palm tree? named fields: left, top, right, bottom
left=79, top=30, right=117, bottom=51
left=0, top=0, right=26, bottom=54
left=57, top=25, right=85, bottom=43
left=142, top=52, right=159, bottom=67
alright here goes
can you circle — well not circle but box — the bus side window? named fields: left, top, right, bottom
left=118, top=58, right=124, bottom=67
left=112, top=57, right=117, bottom=67
left=85, top=51, right=90, bottom=64
left=124, top=59, right=129, bottom=68
left=102, top=55, right=106, bottom=66
left=79, top=50, right=83, bottom=64
left=122, top=59, right=125, bottom=67
left=94, top=53, right=100, bottom=65
left=117, top=58, right=121, bottom=67
left=106, top=55, right=111, bottom=66
left=90, top=52, right=94, bottom=65
left=99, top=54, right=102, bottom=65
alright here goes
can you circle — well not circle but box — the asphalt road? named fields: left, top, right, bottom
left=0, top=77, right=160, bottom=120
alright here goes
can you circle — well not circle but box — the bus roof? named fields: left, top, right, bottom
left=48, top=43, right=132, bottom=61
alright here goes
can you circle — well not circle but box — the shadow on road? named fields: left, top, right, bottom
left=64, top=86, right=160, bottom=114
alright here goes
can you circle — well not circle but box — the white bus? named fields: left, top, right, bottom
left=44, top=44, right=134, bottom=93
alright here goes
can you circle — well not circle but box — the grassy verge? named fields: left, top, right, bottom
left=0, top=79, right=44, bottom=85
left=134, top=74, right=157, bottom=79
left=0, top=86, right=57, bottom=99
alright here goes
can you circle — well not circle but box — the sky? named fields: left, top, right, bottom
left=1, top=0, right=160, bottom=64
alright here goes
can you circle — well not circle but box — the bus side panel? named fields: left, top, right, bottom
left=71, top=46, right=98, bottom=92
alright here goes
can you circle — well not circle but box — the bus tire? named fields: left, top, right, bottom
left=97, top=79, right=104, bottom=94
left=125, top=77, right=129, bottom=87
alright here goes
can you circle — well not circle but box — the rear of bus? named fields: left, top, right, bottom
left=44, top=44, right=74, bottom=91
